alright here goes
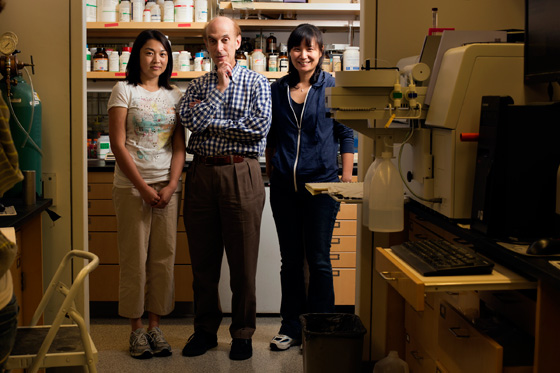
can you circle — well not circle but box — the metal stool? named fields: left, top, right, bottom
left=6, top=250, right=99, bottom=373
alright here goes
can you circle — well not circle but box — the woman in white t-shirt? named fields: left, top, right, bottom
left=107, top=29, right=185, bottom=360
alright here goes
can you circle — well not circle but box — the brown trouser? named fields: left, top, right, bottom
left=183, top=157, right=264, bottom=339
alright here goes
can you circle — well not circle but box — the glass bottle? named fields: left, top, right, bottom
left=93, top=47, right=109, bottom=72
left=266, top=33, right=277, bottom=54
left=236, top=50, right=248, bottom=68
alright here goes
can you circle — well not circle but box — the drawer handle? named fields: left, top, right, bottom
left=379, top=271, right=397, bottom=281
left=448, top=327, right=470, bottom=338
left=331, top=237, right=341, bottom=244
left=334, top=221, right=341, bottom=229
left=330, top=254, right=340, bottom=261
left=332, top=270, right=340, bottom=277
left=410, top=350, right=423, bottom=362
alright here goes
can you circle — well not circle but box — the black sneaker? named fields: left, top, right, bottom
left=182, top=331, right=218, bottom=357
left=229, top=338, right=252, bottom=360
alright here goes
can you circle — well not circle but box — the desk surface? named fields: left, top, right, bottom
left=407, top=200, right=560, bottom=290
left=0, top=198, right=52, bottom=230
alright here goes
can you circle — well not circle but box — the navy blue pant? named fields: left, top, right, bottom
left=270, top=185, right=340, bottom=339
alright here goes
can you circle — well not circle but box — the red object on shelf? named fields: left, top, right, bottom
left=460, top=133, right=479, bottom=142
left=428, top=27, right=455, bottom=35
left=103, top=23, right=119, bottom=28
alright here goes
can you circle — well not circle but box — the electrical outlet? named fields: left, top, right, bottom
left=42, top=172, right=57, bottom=206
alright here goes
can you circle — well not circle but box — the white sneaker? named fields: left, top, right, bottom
left=270, top=334, right=301, bottom=351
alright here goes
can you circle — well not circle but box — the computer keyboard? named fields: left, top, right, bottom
left=390, top=239, right=494, bottom=276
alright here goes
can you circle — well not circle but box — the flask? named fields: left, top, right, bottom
left=163, top=0, right=174, bottom=22
left=119, top=0, right=131, bottom=22
left=362, top=156, right=380, bottom=227
left=343, top=46, right=360, bottom=71
left=194, top=0, right=208, bottom=22
left=86, top=0, right=97, bottom=22
left=194, top=52, right=204, bottom=71
left=132, top=0, right=144, bottom=22
left=93, top=48, right=109, bottom=71
left=369, top=152, right=404, bottom=232
left=120, top=47, right=131, bottom=72
left=109, top=50, right=120, bottom=72
left=266, top=33, right=277, bottom=54
left=373, top=351, right=409, bottom=373
left=252, top=49, right=265, bottom=72
left=236, top=50, right=247, bottom=68
left=179, top=51, right=191, bottom=71
left=86, top=46, right=92, bottom=72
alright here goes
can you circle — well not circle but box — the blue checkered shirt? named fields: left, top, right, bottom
left=179, top=64, right=272, bottom=158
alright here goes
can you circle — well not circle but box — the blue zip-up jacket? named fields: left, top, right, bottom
left=267, top=70, right=354, bottom=191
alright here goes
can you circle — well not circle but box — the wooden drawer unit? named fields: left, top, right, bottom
left=332, top=219, right=357, bottom=236
left=333, top=268, right=355, bottom=305
left=330, top=252, right=356, bottom=268
left=331, top=235, right=356, bottom=252
left=406, top=332, right=437, bottom=373
left=405, top=298, right=438, bottom=357
left=337, top=203, right=357, bottom=220
left=332, top=201, right=358, bottom=305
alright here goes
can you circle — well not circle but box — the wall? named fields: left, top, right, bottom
left=0, top=0, right=87, bottom=322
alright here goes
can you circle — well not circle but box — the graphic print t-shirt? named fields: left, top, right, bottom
left=108, top=81, right=183, bottom=187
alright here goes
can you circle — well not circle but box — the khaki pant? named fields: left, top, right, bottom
left=113, top=182, right=181, bottom=319
left=184, top=157, right=264, bottom=339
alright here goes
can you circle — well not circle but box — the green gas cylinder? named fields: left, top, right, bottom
left=2, top=75, right=42, bottom=197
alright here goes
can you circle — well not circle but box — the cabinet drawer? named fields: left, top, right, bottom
left=330, top=252, right=356, bottom=268
left=88, top=199, right=115, bottom=215
left=88, top=216, right=117, bottom=231
left=332, top=220, right=357, bottom=236
left=331, top=235, right=356, bottom=252
left=405, top=299, right=438, bottom=357
left=88, top=172, right=113, bottom=183
left=337, top=203, right=357, bottom=220
left=406, top=332, right=437, bottom=373
left=333, top=268, right=355, bottom=305
left=89, top=232, right=190, bottom=264
left=89, top=264, right=193, bottom=302
left=88, top=183, right=112, bottom=199
left=437, top=302, right=502, bottom=373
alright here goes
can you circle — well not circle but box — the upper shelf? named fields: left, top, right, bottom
left=87, top=71, right=286, bottom=80
left=86, top=22, right=207, bottom=38
left=219, top=1, right=360, bottom=15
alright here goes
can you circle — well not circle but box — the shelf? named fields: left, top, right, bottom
left=86, top=22, right=207, bottom=38
left=219, top=2, right=360, bottom=15
left=87, top=71, right=286, bottom=80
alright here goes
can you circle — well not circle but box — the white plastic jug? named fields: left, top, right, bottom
left=368, top=152, right=404, bottom=232
left=373, top=351, right=409, bottom=373
left=362, top=156, right=380, bottom=227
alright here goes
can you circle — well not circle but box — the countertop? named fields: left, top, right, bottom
left=0, top=198, right=53, bottom=229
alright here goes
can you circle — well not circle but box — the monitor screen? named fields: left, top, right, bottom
left=524, top=0, right=560, bottom=84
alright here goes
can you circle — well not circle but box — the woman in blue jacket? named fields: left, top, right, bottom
left=265, top=23, right=355, bottom=351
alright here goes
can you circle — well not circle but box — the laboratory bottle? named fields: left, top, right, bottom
left=93, top=48, right=109, bottom=72
left=86, top=46, right=91, bottom=72
left=132, top=0, right=144, bottom=22
left=100, top=0, right=118, bottom=22
left=369, top=152, right=404, bottom=232
left=254, top=35, right=265, bottom=51
left=179, top=51, right=191, bottom=72
left=143, top=8, right=151, bottom=22
left=362, top=156, right=380, bottom=227
left=119, top=0, right=131, bottom=22
left=194, top=0, right=208, bottom=22
left=150, top=1, right=161, bottom=22
left=172, top=51, right=180, bottom=71
left=120, top=47, right=131, bottom=72
left=321, top=51, right=332, bottom=72
left=373, top=351, right=409, bottom=373
left=236, top=50, right=248, bottom=68
left=278, top=45, right=289, bottom=72
left=163, top=0, right=174, bottom=22
left=252, top=49, right=265, bottom=72
left=268, top=53, right=278, bottom=72
left=332, top=55, right=342, bottom=72
left=203, top=58, right=211, bottom=72
left=266, top=33, right=277, bottom=54
left=343, top=46, right=360, bottom=71
left=175, top=0, right=194, bottom=22
left=194, top=52, right=204, bottom=71
left=97, top=135, right=111, bottom=160
left=109, top=50, right=120, bottom=72
left=241, top=37, right=253, bottom=53
left=86, top=0, right=97, bottom=22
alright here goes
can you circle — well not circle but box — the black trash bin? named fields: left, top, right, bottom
left=300, top=313, right=367, bottom=373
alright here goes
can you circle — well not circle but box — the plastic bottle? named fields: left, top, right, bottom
left=179, top=51, right=191, bottom=71
left=268, top=53, right=278, bottom=72
left=373, top=351, right=409, bottom=373
left=109, top=50, right=119, bottom=72
left=236, top=50, right=248, bottom=68
left=132, top=0, right=144, bottom=22
left=120, top=47, right=131, bottom=72
left=86, top=46, right=92, bottom=72
left=119, top=0, right=131, bottom=22
left=362, top=156, right=380, bottom=227
left=86, top=0, right=97, bottom=22
left=172, top=51, right=180, bottom=71
left=175, top=0, right=194, bottom=22
left=332, top=55, right=342, bottom=72
left=343, top=46, right=360, bottom=71
left=203, top=58, right=211, bottom=72
left=93, top=48, right=109, bottom=71
left=100, top=0, right=119, bottom=22
left=322, top=51, right=332, bottom=72
left=369, top=152, right=404, bottom=232
left=97, top=135, right=111, bottom=160
left=163, top=0, right=174, bottom=22
left=143, top=8, right=151, bottom=22
left=194, top=0, right=208, bottom=22
left=150, top=1, right=161, bottom=22
left=252, top=49, right=265, bottom=72
left=194, top=52, right=204, bottom=71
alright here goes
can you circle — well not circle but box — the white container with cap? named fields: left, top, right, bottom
left=120, top=47, right=131, bottom=72
left=109, top=51, right=120, bottom=72
left=251, top=49, right=265, bottom=72
left=97, top=135, right=111, bottom=160
left=86, top=47, right=91, bottom=72
left=194, top=0, right=208, bottom=22
left=163, top=0, right=174, bottom=22
left=143, top=8, right=151, bottom=22
left=132, top=0, right=144, bottom=22
left=175, top=0, right=194, bottom=22
left=332, top=55, right=342, bottom=72
left=362, top=156, right=380, bottom=227
left=119, top=0, right=131, bottom=22
left=368, top=152, right=404, bottom=232
left=86, top=0, right=98, bottom=22
left=179, top=51, right=191, bottom=72
left=194, top=52, right=204, bottom=71
left=343, top=46, right=360, bottom=71
left=203, top=58, right=211, bottom=72
left=150, top=2, right=161, bottom=22
left=100, top=0, right=119, bottom=22
left=373, top=351, right=409, bottom=373
left=172, top=51, right=180, bottom=71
